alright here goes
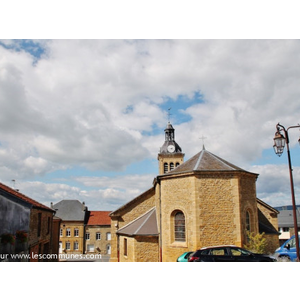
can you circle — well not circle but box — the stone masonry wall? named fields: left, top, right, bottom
left=160, top=171, right=259, bottom=262
left=134, top=236, right=159, bottom=262
left=196, top=174, right=238, bottom=248
left=257, top=201, right=279, bottom=253
left=160, top=174, right=197, bottom=262
left=239, top=174, right=259, bottom=246
left=85, top=225, right=111, bottom=254
left=110, top=188, right=156, bottom=262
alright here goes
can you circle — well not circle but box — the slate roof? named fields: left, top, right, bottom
left=86, top=211, right=111, bottom=225
left=117, top=207, right=158, bottom=237
left=166, top=148, right=250, bottom=174
left=52, top=200, right=86, bottom=221
left=277, top=208, right=300, bottom=227
left=0, top=181, right=54, bottom=212
left=258, top=210, right=279, bottom=235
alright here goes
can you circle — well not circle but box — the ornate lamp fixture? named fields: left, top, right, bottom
left=273, top=123, right=300, bottom=261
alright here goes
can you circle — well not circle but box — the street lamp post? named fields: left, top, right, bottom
left=273, top=123, right=300, bottom=262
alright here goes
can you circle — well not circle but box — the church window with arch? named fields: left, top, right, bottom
left=174, top=211, right=186, bottom=242
left=246, top=210, right=251, bottom=232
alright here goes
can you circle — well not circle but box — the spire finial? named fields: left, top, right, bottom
left=200, top=135, right=207, bottom=150
left=167, top=107, right=172, bottom=123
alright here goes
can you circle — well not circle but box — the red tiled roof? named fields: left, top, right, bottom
left=0, top=182, right=54, bottom=212
left=87, top=211, right=111, bottom=225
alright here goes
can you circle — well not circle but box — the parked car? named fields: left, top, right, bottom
left=275, top=235, right=299, bottom=262
left=188, top=245, right=276, bottom=262
left=176, top=251, right=193, bottom=262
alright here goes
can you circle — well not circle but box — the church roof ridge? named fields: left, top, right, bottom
left=199, top=149, right=239, bottom=171
left=164, top=148, right=256, bottom=175
left=193, top=148, right=205, bottom=170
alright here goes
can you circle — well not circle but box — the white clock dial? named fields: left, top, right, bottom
left=167, top=145, right=175, bottom=153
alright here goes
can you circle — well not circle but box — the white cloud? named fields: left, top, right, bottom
left=1, top=40, right=300, bottom=209
left=74, top=174, right=154, bottom=190
left=250, top=164, right=300, bottom=207
left=15, top=173, right=155, bottom=211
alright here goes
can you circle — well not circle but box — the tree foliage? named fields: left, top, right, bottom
left=244, top=231, right=267, bottom=254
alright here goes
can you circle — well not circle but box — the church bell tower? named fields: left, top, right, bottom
left=158, top=122, right=184, bottom=175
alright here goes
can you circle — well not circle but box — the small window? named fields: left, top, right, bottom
left=87, top=244, right=94, bottom=252
left=124, top=238, right=127, bottom=256
left=106, top=244, right=111, bottom=255
left=60, top=228, right=63, bottom=237
left=96, top=232, right=101, bottom=240
left=106, top=232, right=111, bottom=240
left=170, top=162, right=174, bottom=171
left=176, top=162, right=180, bottom=167
left=65, top=242, right=70, bottom=250
left=74, top=242, right=79, bottom=250
left=74, top=228, right=79, bottom=237
left=66, top=228, right=71, bottom=237
left=37, top=213, right=42, bottom=237
left=85, top=232, right=90, bottom=240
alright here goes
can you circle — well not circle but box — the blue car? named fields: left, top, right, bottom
left=275, top=235, right=300, bottom=261
left=177, top=251, right=193, bottom=262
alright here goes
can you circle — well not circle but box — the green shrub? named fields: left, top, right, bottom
left=244, top=231, right=267, bottom=254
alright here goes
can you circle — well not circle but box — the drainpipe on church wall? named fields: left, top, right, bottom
left=114, top=220, right=120, bottom=262
left=157, top=177, right=162, bottom=262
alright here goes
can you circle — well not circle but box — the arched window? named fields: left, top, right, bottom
left=176, top=162, right=180, bottom=167
left=164, top=163, right=168, bottom=173
left=170, top=162, right=174, bottom=171
left=174, top=211, right=185, bottom=242
left=246, top=211, right=251, bottom=232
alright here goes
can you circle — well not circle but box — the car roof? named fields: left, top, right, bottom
left=199, top=245, right=238, bottom=250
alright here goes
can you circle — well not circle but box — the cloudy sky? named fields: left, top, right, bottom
left=1, top=39, right=300, bottom=211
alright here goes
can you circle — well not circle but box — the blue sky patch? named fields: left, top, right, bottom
left=0, top=39, right=46, bottom=63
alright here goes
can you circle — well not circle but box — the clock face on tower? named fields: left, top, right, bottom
left=167, top=145, right=175, bottom=153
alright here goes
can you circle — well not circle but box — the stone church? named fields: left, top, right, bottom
left=109, top=122, right=279, bottom=262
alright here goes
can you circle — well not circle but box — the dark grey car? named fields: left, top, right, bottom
left=189, top=245, right=276, bottom=262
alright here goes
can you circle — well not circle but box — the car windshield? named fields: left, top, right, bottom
left=286, top=237, right=296, bottom=248
left=230, top=247, right=251, bottom=256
